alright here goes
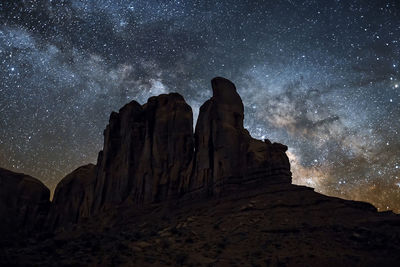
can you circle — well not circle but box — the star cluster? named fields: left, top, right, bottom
left=0, top=0, right=399, bottom=211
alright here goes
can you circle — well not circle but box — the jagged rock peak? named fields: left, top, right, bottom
left=92, top=92, right=194, bottom=211
left=211, top=76, right=243, bottom=108
left=42, top=77, right=291, bottom=229
left=188, top=77, right=291, bottom=197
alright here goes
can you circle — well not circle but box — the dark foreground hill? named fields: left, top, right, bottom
left=1, top=77, right=400, bottom=266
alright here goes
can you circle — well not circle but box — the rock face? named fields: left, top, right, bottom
left=45, top=77, right=292, bottom=228
left=188, top=77, right=290, bottom=196
left=0, top=77, right=292, bottom=230
left=0, top=167, right=50, bottom=235
left=3, top=77, right=400, bottom=266
left=92, top=93, right=194, bottom=213
left=47, top=164, right=97, bottom=229
left=45, top=93, right=195, bottom=228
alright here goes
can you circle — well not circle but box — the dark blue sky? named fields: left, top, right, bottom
left=0, top=0, right=399, bottom=211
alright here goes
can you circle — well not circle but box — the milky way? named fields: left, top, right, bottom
left=0, top=1, right=399, bottom=211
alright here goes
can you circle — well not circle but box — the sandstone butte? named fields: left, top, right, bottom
left=1, top=77, right=400, bottom=266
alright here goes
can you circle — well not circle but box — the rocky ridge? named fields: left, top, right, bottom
left=46, top=77, right=291, bottom=229
left=1, top=77, right=400, bottom=266
left=0, top=77, right=292, bottom=232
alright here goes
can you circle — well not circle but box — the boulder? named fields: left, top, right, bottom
left=47, top=164, right=97, bottom=229
left=0, top=167, right=50, bottom=235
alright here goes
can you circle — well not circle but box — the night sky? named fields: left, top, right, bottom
left=0, top=1, right=399, bottom=212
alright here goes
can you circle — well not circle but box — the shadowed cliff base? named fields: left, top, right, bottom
left=1, top=77, right=400, bottom=266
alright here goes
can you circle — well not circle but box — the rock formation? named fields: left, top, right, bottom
left=52, top=77, right=291, bottom=227
left=47, top=164, right=97, bottom=229
left=2, top=77, right=400, bottom=266
left=92, top=93, right=194, bottom=212
left=188, top=77, right=290, bottom=197
left=0, top=167, right=50, bottom=235
left=0, top=77, right=293, bottom=230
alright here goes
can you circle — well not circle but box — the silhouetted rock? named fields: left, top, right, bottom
left=92, top=93, right=194, bottom=213
left=2, top=77, right=400, bottom=266
left=47, top=164, right=97, bottom=229
left=48, top=77, right=292, bottom=228
left=5, top=180, right=400, bottom=266
left=0, top=167, right=50, bottom=235
left=188, top=77, right=291, bottom=196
